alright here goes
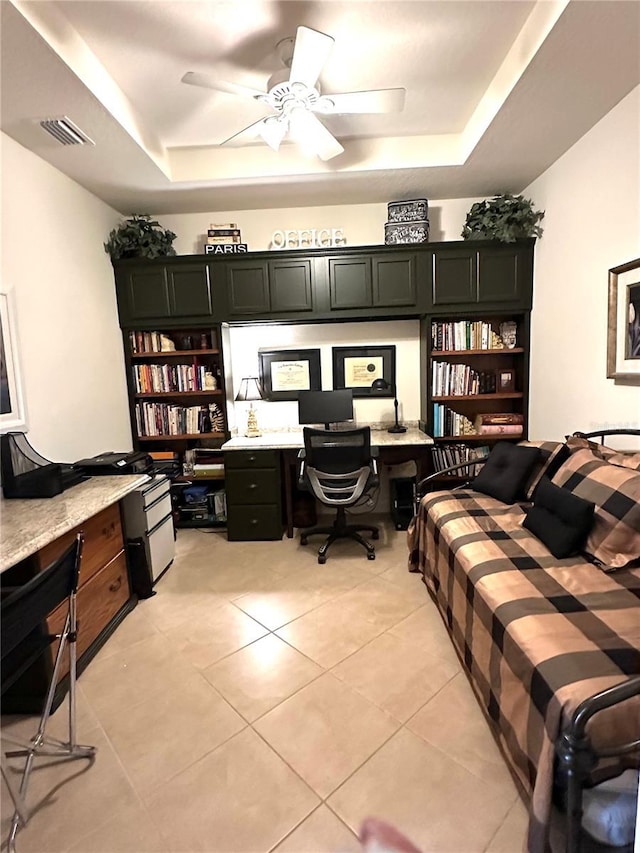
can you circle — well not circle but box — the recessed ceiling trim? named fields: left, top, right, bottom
left=39, top=116, right=94, bottom=145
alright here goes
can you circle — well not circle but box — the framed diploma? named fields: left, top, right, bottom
left=259, top=348, right=322, bottom=400
left=332, top=345, right=396, bottom=397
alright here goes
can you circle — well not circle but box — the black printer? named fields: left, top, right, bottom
left=74, top=451, right=153, bottom=477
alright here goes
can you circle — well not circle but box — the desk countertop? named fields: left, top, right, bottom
left=0, top=474, right=150, bottom=572
left=221, top=427, right=433, bottom=451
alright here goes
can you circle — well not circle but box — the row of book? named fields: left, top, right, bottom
left=431, top=320, right=512, bottom=351
left=431, top=362, right=497, bottom=396
left=135, top=402, right=224, bottom=436
left=474, top=413, right=523, bottom=435
left=132, top=363, right=212, bottom=393
left=129, top=331, right=165, bottom=354
left=433, top=406, right=524, bottom=437
left=431, top=443, right=490, bottom=476
left=432, top=405, right=475, bottom=438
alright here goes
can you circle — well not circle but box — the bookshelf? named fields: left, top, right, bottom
left=420, top=312, right=530, bottom=484
left=124, top=326, right=229, bottom=529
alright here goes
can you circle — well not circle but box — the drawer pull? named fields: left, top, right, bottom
left=250, top=518, right=257, bottom=525
left=248, top=455, right=256, bottom=463
left=109, top=576, right=123, bottom=593
left=249, top=483, right=257, bottom=490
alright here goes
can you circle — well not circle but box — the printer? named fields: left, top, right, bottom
left=74, top=451, right=154, bottom=477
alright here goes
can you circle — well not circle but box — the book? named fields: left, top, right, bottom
left=476, top=424, right=523, bottom=435
left=210, top=223, right=238, bottom=229
left=475, top=413, right=524, bottom=426
left=208, top=229, right=241, bottom=238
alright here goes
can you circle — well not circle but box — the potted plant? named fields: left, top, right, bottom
left=104, top=214, right=177, bottom=261
left=461, top=193, right=544, bottom=242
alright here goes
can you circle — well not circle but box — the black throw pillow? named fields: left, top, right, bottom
left=523, top=476, right=595, bottom=558
left=472, top=442, right=540, bottom=504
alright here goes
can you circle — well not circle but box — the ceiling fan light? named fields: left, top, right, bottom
left=258, top=117, right=287, bottom=151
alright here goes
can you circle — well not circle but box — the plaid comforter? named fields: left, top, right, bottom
left=408, top=490, right=640, bottom=853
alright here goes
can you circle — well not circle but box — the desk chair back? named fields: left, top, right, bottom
left=302, top=427, right=376, bottom=505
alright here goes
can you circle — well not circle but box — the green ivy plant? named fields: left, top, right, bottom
left=104, top=214, right=177, bottom=261
left=461, top=193, right=544, bottom=243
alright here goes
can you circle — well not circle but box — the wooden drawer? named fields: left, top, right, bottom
left=38, top=503, right=124, bottom=584
left=224, top=449, right=279, bottom=470
left=227, top=505, right=283, bottom=541
left=47, top=550, right=129, bottom=679
left=225, top=468, right=280, bottom=505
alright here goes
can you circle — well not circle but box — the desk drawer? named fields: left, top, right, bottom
left=227, top=504, right=283, bottom=541
left=225, top=450, right=279, bottom=470
left=47, top=550, right=130, bottom=679
left=226, top=468, right=280, bottom=505
left=38, top=503, right=124, bottom=585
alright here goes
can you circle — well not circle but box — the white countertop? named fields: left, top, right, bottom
left=0, top=474, right=151, bottom=572
left=221, top=427, right=433, bottom=451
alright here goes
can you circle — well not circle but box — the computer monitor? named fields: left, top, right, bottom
left=298, top=390, right=354, bottom=430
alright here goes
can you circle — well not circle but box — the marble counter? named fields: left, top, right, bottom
left=0, top=474, right=151, bottom=572
left=221, top=427, right=433, bottom=451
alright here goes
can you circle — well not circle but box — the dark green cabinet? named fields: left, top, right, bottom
left=224, top=450, right=283, bottom=541
left=372, top=254, right=417, bottom=308
left=432, top=250, right=476, bottom=306
left=326, top=252, right=417, bottom=313
left=115, top=262, right=215, bottom=325
left=226, top=259, right=313, bottom=317
left=328, top=256, right=371, bottom=309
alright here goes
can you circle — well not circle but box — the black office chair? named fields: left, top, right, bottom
left=297, top=426, right=379, bottom=563
left=1, top=534, right=96, bottom=853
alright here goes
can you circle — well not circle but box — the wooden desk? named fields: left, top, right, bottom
left=222, top=428, right=433, bottom=539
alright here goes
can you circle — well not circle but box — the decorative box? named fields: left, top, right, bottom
left=384, top=219, right=430, bottom=245
left=387, top=198, right=429, bottom=224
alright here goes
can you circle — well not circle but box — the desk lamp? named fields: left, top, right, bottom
left=371, top=378, right=407, bottom=434
left=235, top=377, right=264, bottom=437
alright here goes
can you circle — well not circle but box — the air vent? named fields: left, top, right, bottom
left=39, top=117, right=94, bottom=146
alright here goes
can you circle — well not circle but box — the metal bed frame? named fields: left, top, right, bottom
left=413, top=429, right=640, bottom=853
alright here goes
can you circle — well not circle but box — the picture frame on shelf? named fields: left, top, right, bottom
left=495, top=368, right=516, bottom=393
left=332, top=345, right=396, bottom=397
left=0, top=288, right=27, bottom=432
left=258, top=348, right=322, bottom=401
left=607, top=257, right=640, bottom=384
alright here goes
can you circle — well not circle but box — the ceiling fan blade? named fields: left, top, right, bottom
left=181, top=71, right=266, bottom=100
left=316, top=88, right=406, bottom=115
left=288, top=26, right=334, bottom=89
left=288, top=109, right=344, bottom=161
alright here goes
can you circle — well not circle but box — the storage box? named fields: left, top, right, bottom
left=384, top=220, right=430, bottom=245
left=387, top=198, right=429, bottom=223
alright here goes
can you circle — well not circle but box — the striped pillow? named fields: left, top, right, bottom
left=518, top=440, right=569, bottom=500
left=566, top=436, right=640, bottom=470
left=552, top=448, right=640, bottom=569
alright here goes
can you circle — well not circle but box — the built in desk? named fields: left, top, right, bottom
left=221, top=428, right=433, bottom=540
left=0, top=474, right=150, bottom=712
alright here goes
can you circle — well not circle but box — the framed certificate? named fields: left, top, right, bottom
left=259, top=348, right=322, bottom=400
left=332, top=345, right=396, bottom=397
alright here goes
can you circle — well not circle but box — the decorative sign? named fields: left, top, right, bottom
left=204, top=243, right=248, bottom=255
left=270, top=228, right=346, bottom=250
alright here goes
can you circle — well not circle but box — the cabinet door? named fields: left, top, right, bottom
left=268, top=259, right=313, bottom=313
left=432, top=249, right=477, bottom=305
left=372, top=254, right=417, bottom=307
left=328, top=257, right=372, bottom=309
left=166, top=264, right=213, bottom=317
left=122, top=267, right=171, bottom=320
left=477, top=247, right=521, bottom=303
left=226, top=261, right=270, bottom=315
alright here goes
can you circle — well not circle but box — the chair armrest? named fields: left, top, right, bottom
left=297, top=449, right=307, bottom=489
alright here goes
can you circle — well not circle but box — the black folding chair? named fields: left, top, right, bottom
left=1, top=534, right=95, bottom=852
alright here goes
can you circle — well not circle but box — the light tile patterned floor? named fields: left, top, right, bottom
left=1, top=518, right=528, bottom=853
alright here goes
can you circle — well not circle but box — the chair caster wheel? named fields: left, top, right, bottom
left=318, top=555, right=327, bottom=565
left=367, top=552, right=376, bottom=560
left=372, top=531, right=379, bottom=540
left=301, top=537, right=308, bottom=546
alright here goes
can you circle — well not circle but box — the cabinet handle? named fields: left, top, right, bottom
left=248, top=483, right=257, bottom=490
left=248, top=455, right=256, bottom=463
left=109, top=576, right=123, bottom=593
left=250, top=518, right=257, bottom=525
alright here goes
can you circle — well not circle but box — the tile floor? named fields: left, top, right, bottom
left=1, top=518, right=528, bottom=853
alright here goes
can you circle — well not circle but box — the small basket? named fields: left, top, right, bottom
left=384, top=220, right=430, bottom=245
left=387, top=198, right=429, bottom=224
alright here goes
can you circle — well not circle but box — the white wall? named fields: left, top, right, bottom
left=526, top=86, right=640, bottom=445
left=1, top=133, right=133, bottom=463
left=156, top=197, right=480, bottom=254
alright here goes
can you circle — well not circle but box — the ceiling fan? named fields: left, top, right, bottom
left=181, top=25, right=405, bottom=161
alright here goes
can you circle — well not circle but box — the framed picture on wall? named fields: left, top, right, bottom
left=332, top=345, right=396, bottom=397
left=0, top=288, right=27, bottom=432
left=607, top=257, right=640, bottom=384
left=258, top=348, right=322, bottom=401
